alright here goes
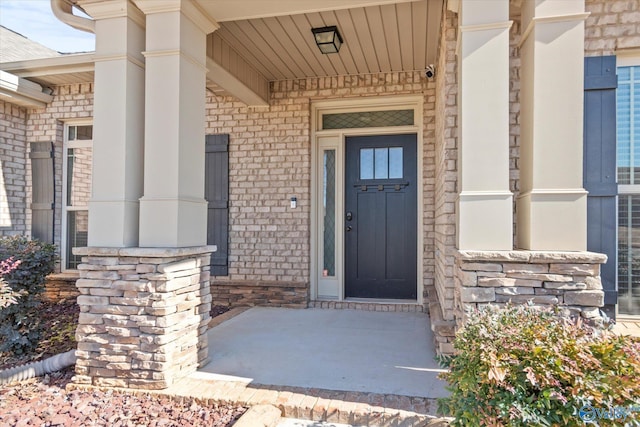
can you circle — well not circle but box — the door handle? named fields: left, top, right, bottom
left=346, top=212, right=353, bottom=221
left=346, top=225, right=353, bottom=232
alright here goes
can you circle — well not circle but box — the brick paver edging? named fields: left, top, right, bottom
left=66, top=378, right=452, bottom=426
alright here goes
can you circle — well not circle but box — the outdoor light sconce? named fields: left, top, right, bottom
left=312, top=26, right=343, bottom=54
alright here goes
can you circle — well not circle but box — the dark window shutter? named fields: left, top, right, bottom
left=30, top=141, right=55, bottom=243
left=205, top=134, right=229, bottom=276
left=584, top=55, right=617, bottom=310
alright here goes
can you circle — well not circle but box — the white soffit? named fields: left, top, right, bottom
left=197, top=0, right=422, bottom=22
left=0, top=53, right=95, bottom=86
left=212, top=0, right=443, bottom=81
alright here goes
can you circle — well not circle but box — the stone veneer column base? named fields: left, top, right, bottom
left=72, top=246, right=216, bottom=390
left=432, top=250, right=607, bottom=356
left=211, top=280, right=309, bottom=308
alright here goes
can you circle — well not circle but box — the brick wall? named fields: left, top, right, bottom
left=26, top=83, right=94, bottom=270
left=585, top=0, right=640, bottom=56
left=44, top=272, right=80, bottom=301
left=0, top=100, right=28, bottom=236
left=510, top=21, right=522, bottom=246
left=434, top=9, right=458, bottom=322
left=206, top=72, right=436, bottom=307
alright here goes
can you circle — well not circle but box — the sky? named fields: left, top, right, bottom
left=0, top=0, right=95, bottom=53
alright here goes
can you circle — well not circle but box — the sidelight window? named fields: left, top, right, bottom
left=63, top=124, right=92, bottom=270
left=323, top=150, right=336, bottom=277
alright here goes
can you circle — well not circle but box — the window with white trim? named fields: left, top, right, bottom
left=63, top=124, right=92, bottom=270
left=618, top=60, right=640, bottom=315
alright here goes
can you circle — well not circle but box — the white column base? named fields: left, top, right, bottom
left=88, top=199, right=140, bottom=247
left=139, top=197, right=207, bottom=248
left=517, top=190, right=588, bottom=251
left=457, top=191, right=513, bottom=250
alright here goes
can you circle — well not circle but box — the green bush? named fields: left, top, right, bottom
left=0, top=236, right=57, bottom=355
left=438, top=305, right=640, bottom=426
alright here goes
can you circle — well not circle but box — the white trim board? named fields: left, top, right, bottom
left=310, top=95, right=424, bottom=303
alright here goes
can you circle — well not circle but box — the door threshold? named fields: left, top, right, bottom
left=345, top=298, right=419, bottom=304
left=309, top=299, right=424, bottom=313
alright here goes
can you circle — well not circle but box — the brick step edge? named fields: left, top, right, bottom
left=66, top=382, right=452, bottom=426
left=234, top=404, right=281, bottom=427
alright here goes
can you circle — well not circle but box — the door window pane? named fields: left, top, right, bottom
left=360, top=149, right=374, bottom=179
left=66, top=210, right=88, bottom=269
left=323, top=150, right=336, bottom=277
left=374, top=148, right=388, bottom=179
left=66, top=147, right=92, bottom=207
left=360, top=147, right=403, bottom=180
left=68, top=125, right=93, bottom=141
left=389, top=147, right=403, bottom=178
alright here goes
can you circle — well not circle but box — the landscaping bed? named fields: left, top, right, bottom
left=0, top=369, right=246, bottom=427
left=0, top=299, right=79, bottom=370
left=0, top=300, right=244, bottom=426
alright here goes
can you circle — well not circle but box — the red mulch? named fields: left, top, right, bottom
left=0, top=369, right=246, bottom=426
left=0, top=300, right=245, bottom=426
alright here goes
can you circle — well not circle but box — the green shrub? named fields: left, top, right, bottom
left=0, top=236, right=57, bottom=355
left=438, top=305, right=640, bottom=426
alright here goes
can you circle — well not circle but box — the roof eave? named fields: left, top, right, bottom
left=0, top=70, right=53, bottom=108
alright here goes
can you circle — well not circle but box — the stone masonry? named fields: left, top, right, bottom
left=211, top=279, right=308, bottom=308
left=453, top=250, right=607, bottom=330
left=73, top=246, right=215, bottom=390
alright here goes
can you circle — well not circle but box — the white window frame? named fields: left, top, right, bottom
left=61, top=120, right=93, bottom=271
left=616, top=53, right=640, bottom=318
left=310, top=95, right=424, bottom=303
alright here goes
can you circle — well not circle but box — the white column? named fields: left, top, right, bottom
left=517, top=0, right=589, bottom=251
left=83, top=0, right=145, bottom=247
left=134, top=0, right=218, bottom=247
left=456, top=0, right=513, bottom=250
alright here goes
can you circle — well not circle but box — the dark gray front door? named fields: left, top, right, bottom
left=345, top=134, right=417, bottom=299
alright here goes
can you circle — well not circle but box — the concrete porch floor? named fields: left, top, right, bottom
left=199, top=307, right=449, bottom=399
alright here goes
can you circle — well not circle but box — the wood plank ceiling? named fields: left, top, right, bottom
left=212, top=0, right=443, bottom=82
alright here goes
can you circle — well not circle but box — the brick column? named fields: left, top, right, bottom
left=73, top=246, right=214, bottom=389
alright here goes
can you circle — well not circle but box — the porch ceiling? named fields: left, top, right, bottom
left=208, top=0, right=443, bottom=82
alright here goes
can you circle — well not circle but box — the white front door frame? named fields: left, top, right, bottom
left=310, top=95, right=424, bottom=303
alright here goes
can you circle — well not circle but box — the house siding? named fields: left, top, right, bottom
left=0, top=100, right=28, bottom=237
left=26, top=83, right=94, bottom=271
left=206, top=72, right=436, bottom=307
left=0, top=0, right=636, bottom=317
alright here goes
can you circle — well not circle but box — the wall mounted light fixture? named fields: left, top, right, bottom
left=312, top=26, right=343, bottom=54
